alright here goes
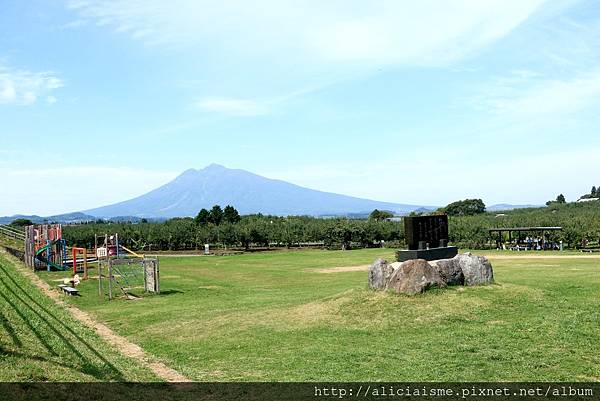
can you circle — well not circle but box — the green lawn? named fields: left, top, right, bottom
left=0, top=250, right=158, bottom=381
left=36, top=248, right=600, bottom=382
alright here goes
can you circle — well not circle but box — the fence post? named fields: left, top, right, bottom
left=108, top=262, right=113, bottom=300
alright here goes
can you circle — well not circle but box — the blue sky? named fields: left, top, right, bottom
left=1, top=0, right=600, bottom=215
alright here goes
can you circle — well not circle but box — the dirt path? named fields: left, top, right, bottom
left=9, top=253, right=190, bottom=382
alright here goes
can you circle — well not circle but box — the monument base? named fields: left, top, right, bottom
left=396, top=246, right=458, bottom=262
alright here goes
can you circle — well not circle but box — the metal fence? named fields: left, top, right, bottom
left=98, top=257, right=160, bottom=300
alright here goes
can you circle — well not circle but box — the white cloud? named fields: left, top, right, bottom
left=67, top=0, right=547, bottom=68
left=506, top=73, right=600, bottom=115
left=473, top=70, right=600, bottom=116
left=60, top=19, right=88, bottom=29
left=0, top=65, right=64, bottom=106
left=66, top=0, right=552, bottom=119
left=194, top=97, right=270, bottom=117
left=193, top=84, right=325, bottom=116
left=306, top=1, right=549, bottom=66
left=0, top=166, right=178, bottom=216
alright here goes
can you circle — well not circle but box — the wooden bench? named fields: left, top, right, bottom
left=58, top=284, right=79, bottom=296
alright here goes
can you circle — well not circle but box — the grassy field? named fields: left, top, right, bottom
left=36, top=248, right=600, bottom=382
left=0, top=249, right=159, bottom=381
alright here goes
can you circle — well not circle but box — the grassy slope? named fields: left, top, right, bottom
left=0, top=233, right=24, bottom=251
left=40, top=248, right=600, bottom=381
left=0, top=250, right=158, bottom=381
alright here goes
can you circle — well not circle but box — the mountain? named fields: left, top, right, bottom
left=0, top=212, right=97, bottom=225
left=487, top=204, right=541, bottom=212
left=0, top=212, right=151, bottom=225
left=83, top=164, right=430, bottom=218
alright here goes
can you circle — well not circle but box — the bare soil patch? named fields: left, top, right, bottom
left=311, top=264, right=370, bottom=273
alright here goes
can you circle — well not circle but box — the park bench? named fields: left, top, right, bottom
left=57, top=284, right=79, bottom=296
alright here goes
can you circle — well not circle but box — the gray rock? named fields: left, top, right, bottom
left=455, top=253, right=494, bottom=286
left=432, top=258, right=465, bottom=285
left=368, top=258, right=394, bottom=290
left=387, top=259, right=446, bottom=295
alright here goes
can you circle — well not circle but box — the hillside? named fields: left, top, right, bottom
left=0, top=249, right=158, bottom=381
left=83, top=164, right=429, bottom=218
left=0, top=212, right=98, bottom=225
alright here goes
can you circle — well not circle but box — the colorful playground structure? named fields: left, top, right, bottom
left=94, top=233, right=143, bottom=260
left=24, top=225, right=141, bottom=274
left=24, top=224, right=68, bottom=271
left=24, top=224, right=91, bottom=279
left=23, top=224, right=159, bottom=299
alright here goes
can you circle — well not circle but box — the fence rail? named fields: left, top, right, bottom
left=0, top=225, right=26, bottom=241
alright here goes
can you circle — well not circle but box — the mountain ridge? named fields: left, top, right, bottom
left=487, top=204, right=541, bottom=211
left=0, top=166, right=547, bottom=223
left=83, top=164, right=431, bottom=218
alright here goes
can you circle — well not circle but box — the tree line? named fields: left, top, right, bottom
left=62, top=206, right=404, bottom=251
left=448, top=201, right=600, bottom=249
left=53, top=198, right=600, bottom=252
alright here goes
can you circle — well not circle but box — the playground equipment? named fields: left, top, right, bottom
left=94, top=233, right=144, bottom=259
left=95, top=233, right=160, bottom=300
left=72, top=247, right=89, bottom=279
left=24, top=224, right=95, bottom=280
left=24, top=224, right=68, bottom=271
left=94, top=233, right=119, bottom=259
left=23, top=226, right=159, bottom=299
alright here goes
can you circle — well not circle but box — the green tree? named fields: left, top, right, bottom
left=556, top=194, right=566, bottom=204
left=194, top=208, right=210, bottom=225
left=209, top=205, right=224, bottom=225
left=444, top=199, right=486, bottom=216
left=9, top=218, right=33, bottom=227
left=369, top=209, right=393, bottom=221
left=592, top=186, right=597, bottom=196
left=223, top=205, right=241, bottom=224
left=218, top=223, right=237, bottom=247
left=325, top=220, right=356, bottom=250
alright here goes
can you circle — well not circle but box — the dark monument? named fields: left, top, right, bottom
left=396, top=214, right=458, bottom=262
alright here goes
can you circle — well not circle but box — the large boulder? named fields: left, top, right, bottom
left=387, top=259, right=446, bottom=295
left=368, top=258, right=395, bottom=290
left=431, top=258, right=465, bottom=285
left=454, top=253, right=493, bottom=286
